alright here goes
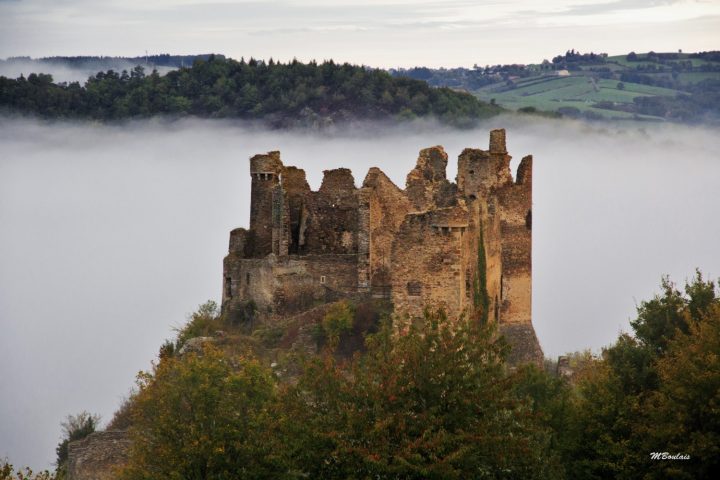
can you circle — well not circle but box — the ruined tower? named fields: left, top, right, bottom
left=223, top=129, right=543, bottom=365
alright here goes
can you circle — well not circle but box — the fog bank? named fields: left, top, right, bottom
left=1, top=115, right=719, bottom=469
left=0, top=60, right=175, bottom=84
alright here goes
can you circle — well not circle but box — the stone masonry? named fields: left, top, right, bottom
left=67, top=430, right=130, bottom=480
left=223, top=129, right=543, bottom=364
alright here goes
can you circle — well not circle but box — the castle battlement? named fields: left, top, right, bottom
left=223, top=129, right=542, bottom=365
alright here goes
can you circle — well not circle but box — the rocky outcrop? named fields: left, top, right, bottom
left=178, top=336, right=215, bottom=355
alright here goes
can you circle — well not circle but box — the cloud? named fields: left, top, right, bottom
left=1, top=0, right=718, bottom=65
left=559, top=0, right=680, bottom=16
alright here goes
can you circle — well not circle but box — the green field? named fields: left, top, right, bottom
left=396, top=50, right=719, bottom=122
left=473, top=74, right=683, bottom=120
left=606, top=54, right=659, bottom=67
left=472, top=54, right=720, bottom=120
left=676, top=72, right=720, bottom=84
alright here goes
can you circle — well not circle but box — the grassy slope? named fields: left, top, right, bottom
left=476, top=76, right=675, bottom=119
left=474, top=53, right=719, bottom=120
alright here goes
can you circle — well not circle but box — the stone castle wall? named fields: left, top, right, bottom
left=303, top=169, right=359, bottom=255
left=223, top=252, right=358, bottom=322
left=223, top=130, right=542, bottom=364
left=67, top=430, right=130, bottom=480
left=390, top=206, right=469, bottom=321
left=498, top=155, right=533, bottom=325
left=360, top=168, right=412, bottom=294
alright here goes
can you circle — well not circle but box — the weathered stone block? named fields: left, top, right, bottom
left=67, top=430, right=130, bottom=480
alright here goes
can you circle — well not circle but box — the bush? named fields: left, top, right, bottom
left=321, top=300, right=354, bottom=348
left=226, top=299, right=257, bottom=327
left=106, top=392, right=137, bottom=431
left=121, top=346, right=280, bottom=479
left=175, top=300, right=221, bottom=347
left=252, top=325, right=286, bottom=348
left=0, top=462, right=55, bottom=480
left=55, top=411, right=100, bottom=478
left=557, top=106, right=581, bottom=117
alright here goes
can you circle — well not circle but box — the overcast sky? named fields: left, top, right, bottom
left=1, top=0, right=719, bottom=67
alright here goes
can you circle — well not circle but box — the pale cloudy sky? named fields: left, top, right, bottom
left=1, top=0, right=719, bottom=67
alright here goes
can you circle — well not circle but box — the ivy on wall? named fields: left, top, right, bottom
left=473, top=222, right=490, bottom=324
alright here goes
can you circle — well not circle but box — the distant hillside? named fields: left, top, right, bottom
left=0, top=54, right=222, bottom=84
left=1, top=53, right=222, bottom=70
left=0, top=56, right=500, bottom=127
left=391, top=50, right=720, bottom=123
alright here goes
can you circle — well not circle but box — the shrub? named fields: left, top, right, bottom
left=55, top=412, right=100, bottom=478
left=121, top=346, right=280, bottom=479
left=106, top=392, right=137, bottom=431
left=321, top=300, right=354, bottom=348
left=0, top=462, right=55, bottom=480
left=175, top=300, right=221, bottom=347
left=253, top=325, right=286, bottom=348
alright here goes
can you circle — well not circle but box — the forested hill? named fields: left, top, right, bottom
left=0, top=56, right=500, bottom=127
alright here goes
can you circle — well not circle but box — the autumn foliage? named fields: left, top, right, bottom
left=112, top=273, right=718, bottom=479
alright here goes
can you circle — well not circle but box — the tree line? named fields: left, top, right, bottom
left=0, top=56, right=500, bottom=127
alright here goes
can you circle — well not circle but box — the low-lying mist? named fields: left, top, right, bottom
left=1, top=115, right=719, bottom=469
left=0, top=60, right=175, bottom=84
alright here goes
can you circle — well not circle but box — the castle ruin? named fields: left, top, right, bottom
left=222, top=129, right=543, bottom=364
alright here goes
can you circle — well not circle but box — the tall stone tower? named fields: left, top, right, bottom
left=456, top=130, right=538, bottom=364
